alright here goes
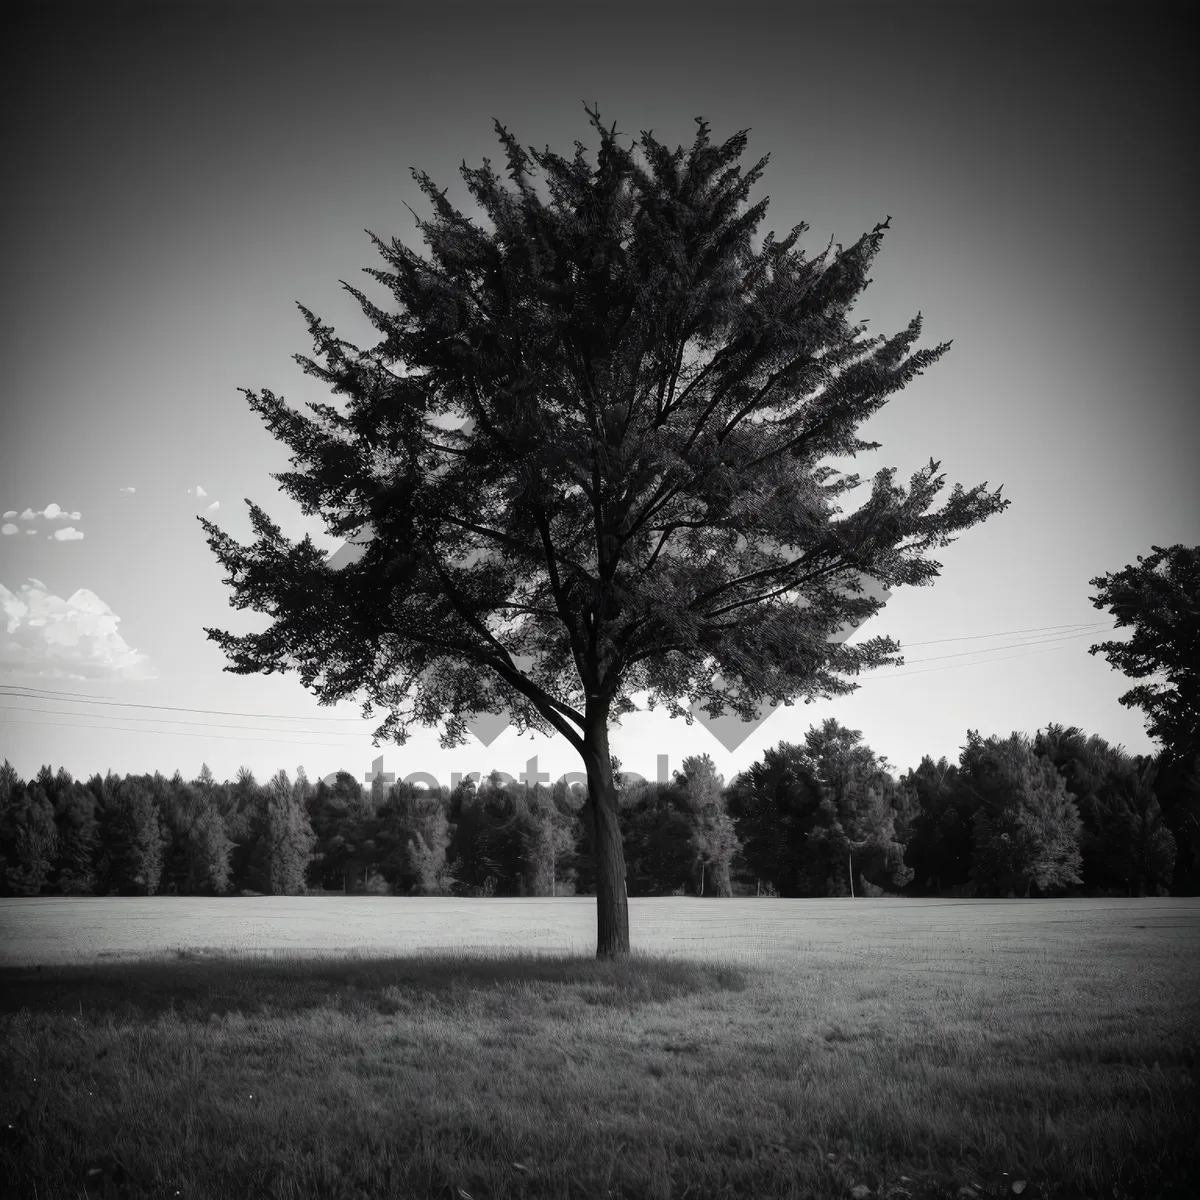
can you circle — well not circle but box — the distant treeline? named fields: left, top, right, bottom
left=1, top=718, right=1196, bottom=900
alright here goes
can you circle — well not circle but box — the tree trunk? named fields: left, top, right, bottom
left=712, top=857, right=733, bottom=897
left=581, top=705, right=629, bottom=959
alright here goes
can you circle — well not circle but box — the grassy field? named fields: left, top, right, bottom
left=0, top=898, right=1196, bottom=1200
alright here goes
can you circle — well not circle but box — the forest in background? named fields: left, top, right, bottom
left=2, top=715, right=1196, bottom=901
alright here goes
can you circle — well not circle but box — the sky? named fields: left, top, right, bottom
left=1, top=0, right=1195, bottom=795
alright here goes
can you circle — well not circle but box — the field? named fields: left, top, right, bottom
left=1, top=897, right=1196, bottom=1200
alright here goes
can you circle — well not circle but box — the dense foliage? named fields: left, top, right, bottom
left=1, top=715, right=1187, bottom=899
left=1087, top=543, right=1200, bottom=892
left=1088, top=544, right=1199, bottom=764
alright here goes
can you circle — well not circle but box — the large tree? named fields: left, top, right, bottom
left=672, top=752, right=741, bottom=897
left=91, top=774, right=166, bottom=897
left=1088, top=544, right=1200, bottom=893
left=201, top=107, right=1009, bottom=956
left=798, top=718, right=911, bottom=893
left=621, top=779, right=695, bottom=895
left=262, top=769, right=318, bottom=895
left=0, top=777, right=57, bottom=896
left=959, top=731, right=1083, bottom=898
left=1132, top=749, right=1199, bottom=894
left=1032, top=722, right=1165, bottom=893
left=305, top=769, right=373, bottom=892
left=1099, top=757, right=1177, bottom=895
left=1088, top=544, right=1199, bottom=764
left=50, top=776, right=100, bottom=896
left=727, top=742, right=828, bottom=896
left=158, top=773, right=233, bottom=897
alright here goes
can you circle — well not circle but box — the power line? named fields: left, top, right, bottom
left=0, top=684, right=120, bottom=702
left=856, top=632, right=1108, bottom=682
left=0, top=630, right=1119, bottom=751
left=0, top=689, right=372, bottom=723
left=0, top=715, right=362, bottom=750
left=900, top=620, right=1113, bottom=648
left=0, top=621, right=1119, bottom=726
left=0, top=629, right=1134, bottom=767
left=0, top=704, right=371, bottom=740
left=871, top=626, right=1106, bottom=667
left=0, top=622, right=1125, bottom=751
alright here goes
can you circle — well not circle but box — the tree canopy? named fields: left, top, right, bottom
left=200, top=105, right=1010, bottom=955
left=958, top=730, right=1083, bottom=897
left=1088, top=543, right=1199, bottom=764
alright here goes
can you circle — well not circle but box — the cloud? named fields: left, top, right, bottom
left=15, top=503, right=83, bottom=521
left=2, top=511, right=15, bottom=519
left=205, top=499, right=219, bottom=511
left=0, top=579, right=157, bottom=682
left=192, top=485, right=207, bottom=497
left=4, top=503, right=88, bottom=540
left=119, top=487, right=136, bottom=497
left=26, top=530, right=35, bottom=535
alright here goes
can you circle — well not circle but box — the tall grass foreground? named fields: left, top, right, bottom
left=1, top=898, right=1197, bottom=1200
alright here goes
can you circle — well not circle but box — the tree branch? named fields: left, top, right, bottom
left=687, top=547, right=846, bottom=613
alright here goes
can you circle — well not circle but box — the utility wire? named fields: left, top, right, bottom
left=0, top=704, right=372, bottom=740
left=0, top=684, right=121, bottom=702
left=0, top=715, right=363, bottom=750
left=899, top=620, right=1113, bottom=648
left=856, top=632, right=1108, bottom=682
left=866, top=626, right=1106, bottom=667
left=0, top=690, right=373, bottom=723
left=0, top=625, right=1123, bottom=747
left=0, top=620, right=1119, bottom=728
